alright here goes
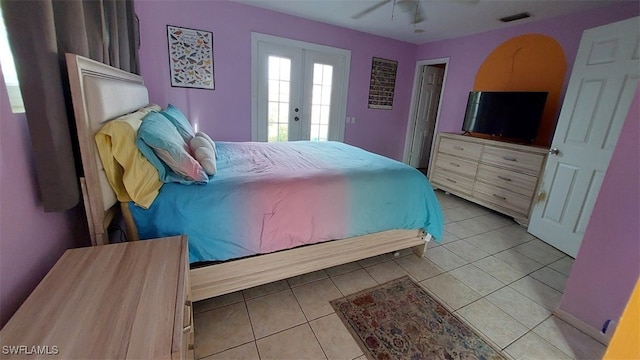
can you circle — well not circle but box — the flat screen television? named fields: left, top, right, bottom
left=462, top=91, right=548, bottom=143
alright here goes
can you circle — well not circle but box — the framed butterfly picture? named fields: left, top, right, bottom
left=167, top=25, right=215, bottom=90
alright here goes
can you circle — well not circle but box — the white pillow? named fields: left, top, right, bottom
left=190, top=136, right=217, bottom=176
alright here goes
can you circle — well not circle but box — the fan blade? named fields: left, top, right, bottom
left=351, top=0, right=391, bottom=19
left=412, top=1, right=425, bottom=24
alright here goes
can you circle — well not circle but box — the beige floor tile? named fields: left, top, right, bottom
left=504, top=332, right=571, bottom=360
left=194, top=291, right=244, bottom=314
left=242, top=280, right=289, bottom=300
left=331, top=269, right=378, bottom=296
left=533, top=316, right=607, bottom=359
left=548, top=256, right=574, bottom=276
left=435, top=191, right=469, bottom=210
left=442, top=205, right=485, bottom=224
left=494, top=249, right=544, bottom=274
left=394, top=254, right=444, bottom=281
left=509, top=276, right=562, bottom=311
left=203, top=342, right=260, bottom=360
left=246, top=289, right=306, bottom=339
left=287, top=270, right=328, bottom=288
left=473, top=256, right=528, bottom=284
left=465, top=231, right=525, bottom=255
left=530, top=267, right=568, bottom=292
left=474, top=212, right=514, bottom=229
left=194, top=302, right=254, bottom=358
left=310, top=313, right=363, bottom=360
left=512, top=239, right=565, bottom=265
left=486, top=287, right=550, bottom=329
left=364, top=259, right=408, bottom=284
left=357, top=253, right=394, bottom=268
left=421, top=273, right=481, bottom=310
left=457, top=299, right=528, bottom=349
left=326, top=261, right=362, bottom=276
left=256, top=324, right=327, bottom=360
left=496, top=224, right=536, bottom=242
left=439, top=230, right=460, bottom=244
left=445, top=218, right=493, bottom=239
left=292, top=278, right=342, bottom=321
left=424, top=246, right=468, bottom=271
left=449, top=264, right=504, bottom=296
left=444, top=239, right=490, bottom=262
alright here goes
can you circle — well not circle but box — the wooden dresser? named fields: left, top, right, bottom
left=429, top=133, right=547, bottom=225
left=0, top=236, right=193, bottom=360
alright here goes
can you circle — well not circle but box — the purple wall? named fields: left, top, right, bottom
left=416, top=2, right=639, bottom=143
left=558, top=85, right=640, bottom=331
left=136, top=0, right=417, bottom=160
left=0, top=71, right=87, bottom=327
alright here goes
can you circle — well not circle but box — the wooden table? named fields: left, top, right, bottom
left=0, top=236, right=193, bottom=359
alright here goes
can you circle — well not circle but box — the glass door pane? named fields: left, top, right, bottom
left=310, top=63, right=332, bottom=142
left=267, top=56, right=291, bottom=142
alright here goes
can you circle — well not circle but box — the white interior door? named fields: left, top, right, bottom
left=252, top=33, right=350, bottom=142
left=528, top=17, right=639, bottom=257
left=408, top=65, right=444, bottom=168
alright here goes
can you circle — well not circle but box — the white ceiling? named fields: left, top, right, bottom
left=234, top=0, right=617, bottom=44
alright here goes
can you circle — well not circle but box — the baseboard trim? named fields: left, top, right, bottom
left=553, top=307, right=611, bottom=346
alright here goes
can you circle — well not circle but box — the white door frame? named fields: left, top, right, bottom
left=403, top=58, right=450, bottom=172
left=251, top=32, right=351, bottom=142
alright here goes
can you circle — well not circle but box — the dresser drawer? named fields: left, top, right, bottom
left=435, top=153, right=478, bottom=179
left=476, top=164, right=538, bottom=198
left=473, top=182, right=531, bottom=215
left=481, top=146, right=544, bottom=174
left=432, top=170, right=475, bottom=195
left=439, top=137, right=483, bottom=161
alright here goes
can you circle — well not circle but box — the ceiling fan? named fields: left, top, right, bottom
left=352, top=0, right=425, bottom=24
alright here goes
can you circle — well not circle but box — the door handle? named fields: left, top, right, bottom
left=548, top=148, right=560, bottom=155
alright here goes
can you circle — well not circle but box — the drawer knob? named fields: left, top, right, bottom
left=497, top=176, right=512, bottom=182
left=492, top=194, right=507, bottom=200
left=454, top=146, right=464, bottom=151
left=502, top=156, right=517, bottom=162
left=446, top=178, right=457, bottom=184
left=449, top=162, right=460, bottom=167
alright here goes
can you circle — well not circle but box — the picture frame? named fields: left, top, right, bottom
left=167, top=25, right=215, bottom=90
left=368, top=57, right=398, bottom=110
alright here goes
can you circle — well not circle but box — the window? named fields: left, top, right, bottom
left=0, top=7, right=24, bottom=113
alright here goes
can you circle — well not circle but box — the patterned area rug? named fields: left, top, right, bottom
left=331, top=276, right=507, bottom=360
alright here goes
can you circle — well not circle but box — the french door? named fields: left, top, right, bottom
left=252, top=33, right=350, bottom=142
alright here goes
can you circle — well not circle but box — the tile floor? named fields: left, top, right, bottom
left=192, top=190, right=607, bottom=360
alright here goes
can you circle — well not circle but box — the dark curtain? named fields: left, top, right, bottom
left=1, top=0, right=139, bottom=212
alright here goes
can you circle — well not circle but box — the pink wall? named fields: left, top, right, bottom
left=416, top=2, right=639, bottom=145
left=558, top=85, right=640, bottom=331
left=0, top=70, right=86, bottom=327
left=136, top=0, right=417, bottom=160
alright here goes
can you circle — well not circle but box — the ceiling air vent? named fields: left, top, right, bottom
left=499, top=12, right=531, bottom=23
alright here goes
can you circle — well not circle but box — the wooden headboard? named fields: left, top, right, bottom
left=66, top=54, right=150, bottom=245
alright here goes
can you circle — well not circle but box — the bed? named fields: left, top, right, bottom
left=65, top=53, right=443, bottom=301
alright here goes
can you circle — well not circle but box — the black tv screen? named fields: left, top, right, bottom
left=462, top=91, right=548, bottom=142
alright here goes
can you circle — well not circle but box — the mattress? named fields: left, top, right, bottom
left=129, top=141, right=443, bottom=263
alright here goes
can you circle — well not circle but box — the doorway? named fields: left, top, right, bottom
left=251, top=33, right=350, bottom=142
left=403, top=59, right=449, bottom=174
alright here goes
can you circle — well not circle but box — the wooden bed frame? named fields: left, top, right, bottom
left=66, top=53, right=431, bottom=302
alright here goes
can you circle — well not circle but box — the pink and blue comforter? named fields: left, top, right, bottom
left=130, top=141, right=443, bottom=263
